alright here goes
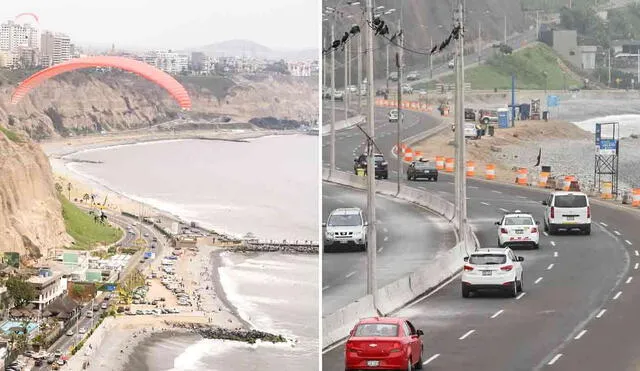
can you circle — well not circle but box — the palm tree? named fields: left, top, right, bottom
left=67, top=182, right=72, bottom=200
left=82, top=193, right=90, bottom=203
left=54, top=183, right=63, bottom=194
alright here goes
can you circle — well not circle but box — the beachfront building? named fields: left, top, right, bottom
left=28, top=268, right=66, bottom=311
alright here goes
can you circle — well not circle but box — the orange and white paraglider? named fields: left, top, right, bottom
left=14, top=12, right=39, bottom=24
left=10, top=56, right=192, bottom=110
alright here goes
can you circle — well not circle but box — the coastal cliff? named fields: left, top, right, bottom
left=0, top=130, right=71, bottom=257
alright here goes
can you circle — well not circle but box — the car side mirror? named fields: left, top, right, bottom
left=536, top=221, right=540, bottom=225
left=517, top=256, right=525, bottom=262
left=322, top=222, right=326, bottom=228
left=416, top=329, right=424, bottom=336
left=541, top=200, right=547, bottom=206
left=494, top=221, right=501, bottom=226
left=354, top=158, right=358, bottom=162
left=463, top=256, right=469, bottom=262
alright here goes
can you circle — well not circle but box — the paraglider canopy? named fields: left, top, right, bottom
left=10, top=56, right=192, bottom=110
left=14, top=12, right=39, bottom=24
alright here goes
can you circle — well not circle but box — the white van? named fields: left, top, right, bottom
left=542, top=191, right=591, bottom=235
left=323, top=208, right=367, bottom=252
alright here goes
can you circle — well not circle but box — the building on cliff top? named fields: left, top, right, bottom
left=27, top=267, right=66, bottom=311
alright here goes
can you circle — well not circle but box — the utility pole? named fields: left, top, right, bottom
left=330, top=22, right=336, bottom=174
left=396, top=5, right=404, bottom=194
left=455, top=1, right=468, bottom=254
left=503, top=14, right=507, bottom=44
left=608, top=49, right=612, bottom=88
left=349, top=37, right=353, bottom=109
left=365, top=0, right=378, bottom=308
left=429, top=37, right=433, bottom=79
left=322, top=39, right=326, bottom=89
left=386, top=44, right=390, bottom=91
left=478, top=22, right=482, bottom=62
left=345, top=39, right=349, bottom=122
left=536, top=11, right=540, bottom=40
left=358, top=33, right=363, bottom=114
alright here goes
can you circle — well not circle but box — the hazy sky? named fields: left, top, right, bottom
left=4, top=0, right=319, bottom=50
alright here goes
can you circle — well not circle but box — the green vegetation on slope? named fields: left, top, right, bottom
left=0, top=126, right=24, bottom=143
left=438, top=43, right=581, bottom=90
left=60, top=196, right=122, bottom=250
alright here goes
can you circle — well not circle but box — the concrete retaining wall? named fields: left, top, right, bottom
left=65, top=316, right=116, bottom=370
left=322, top=295, right=377, bottom=348
left=322, top=115, right=365, bottom=136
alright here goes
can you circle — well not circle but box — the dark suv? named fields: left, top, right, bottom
left=407, top=160, right=438, bottom=181
left=354, top=153, right=388, bottom=179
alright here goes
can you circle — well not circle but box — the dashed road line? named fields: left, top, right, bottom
left=613, top=291, right=622, bottom=300
left=516, top=292, right=526, bottom=300
left=596, top=309, right=607, bottom=318
left=322, top=285, right=330, bottom=291
left=480, top=202, right=490, bottom=206
left=490, top=309, right=504, bottom=319
left=547, top=264, right=554, bottom=270
left=543, top=231, right=549, bottom=236
left=600, top=222, right=608, bottom=227
left=383, top=228, right=389, bottom=233
left=554, top=251, right=558, bottom=257
left=635, top=250, right=639, bottom=257
left=469, top=186, right=479, bottom=189
left=574, top=330, right=587, bottom=340
left=635, top=263, right=639, bottom=270
left=535, top=277, right=543, bottom=284
left=548, top=354, right=563, bottom=365
left=550, top=241, right=556, bottom=247
left=423, top=354, right=440, bottom=365
left=492, top=190, right=502, bottom=194
left=499, top=208, right=509, bottom=212
left=614, top=230, right=621, bottom=236
left=378, top=247, right=384, bottom=253
left=626, top=276, right=633, bottom=284
left=383, top=236, right=389, bottom=242
left=627, top=240, right=633, bottom=246
left=459, top=330, right=475, bottom=340
left=345, top=271, right=356, bottom=279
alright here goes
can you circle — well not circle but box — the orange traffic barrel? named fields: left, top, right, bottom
left=414, top=150, right=423, bottom=160
left=435, top=156, right=445, bottom=170
left=632, top=189, right=640, bottom=207
left=516, top=168, right=528, bottom=185
left=466, top=161, right=475, bottom=177
left=601, top=182, right=613, bottom=199
left=445, top=158, right=455, bottom=172
left=538, top=172, right=549, bottom=188
left=403, top=148, right=414, bottom=162
left=563, top=175, right=575, bottom=191
left=485, top=164, right=496, bottom=180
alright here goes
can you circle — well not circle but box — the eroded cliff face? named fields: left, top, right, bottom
left=0, top=71, right=318, bottom=139
left=0, top=132, right=71, bottom=257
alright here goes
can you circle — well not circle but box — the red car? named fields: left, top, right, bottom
left=345, top=317, right=424, bottom=370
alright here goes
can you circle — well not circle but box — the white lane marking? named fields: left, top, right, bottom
left=448, top=181, right=454, bottom=185
left=600, top=222, right=608, bottom=227
left=490, top=309, right=504, bottom=319
left=383, top=228, right=389, bottom=233
left=613, top=291, right=622, bottom=300
left=418, top=186, right=426, bottom=190
left=345, top=271, right=356, bottom=279
left=543, top=231, right=549, bottom=236
left=627, top=277, right=633, bottom=284
left=480, top=202, right=490, bottom=206
left=517, top=196, right=527, bottom=199
left=492, top=190, right=502, bottom=194
left=469, top=186, right=479, bottom=189
left=550, top=241, right=556, bottom=247
left=423, top=354, right=440, bottom=365
left=547, top=264, right=554, bottom=270
left=596, top=309, right=607, bottom=318
left=627, top=240, right=633, bottom=246
left=516, top=292, right=526, bottom=300
left=535, top=277, right=543, bottom=284
left=574, top=330, right=587, bottom=340
left=554, top=251, right=558, bottom=257
left=322, top=286, right=330, bottom=291
left=378, top=247, right=384, bottom=253
left=548, top=354, right=563, bottom=365
left=383, top=236, right=389, bottom=242
left=459, top=330, right=475, bottom=340
left=614, top=230, right=621, bottom=236
left=635, top=263, right=639, bottom=270
left=499, top=208, right=509, bottom=212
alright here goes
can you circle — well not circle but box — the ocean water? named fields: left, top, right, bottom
left=572, top=114, right=640, bottom=138
left=64, top=135, right=319, bottom=370
left=66, top=135, right=318, bottom=241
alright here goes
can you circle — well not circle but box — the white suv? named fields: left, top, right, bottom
left=323, top=208, right=367, bottom=252
left=496, top=211, right=540, bottom=249
left=542, top=191, right=591, bottom=235
left=461, top=248, right=524, bottom=298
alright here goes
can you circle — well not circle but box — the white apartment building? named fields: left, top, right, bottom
left=28, top=269, right=66, bottom=311
left=41, top=31, right=71, bottom=67
left=287, top=61, right=313, bottom=77
left=143, top=50, right=189, bottom=74
left=0, top=21, right=39, bottom=52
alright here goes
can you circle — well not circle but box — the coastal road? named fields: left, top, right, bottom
left=322, top=105, right=635, bottom=370
left=322, top=183, right=456, bottom=315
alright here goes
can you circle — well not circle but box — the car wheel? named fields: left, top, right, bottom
left=533, top=243, right=540, bottom=249
left=548, top=225, right=557, bottom=235
left=361, top=243, right=367, bottom=252
left=461, top=284, right=470, bottom=298
left=517, top=274, right=523, bottom=292
left=497, top=239, right=503, bottom=248
left=584, top=225, right=591, bottom=235
left=509, top=279, right=518, bottom=298
left=384, top=174, right=388, bottom=179
left=482, top=118, right=490, bottom=124
left=407, top=358, right=413, bottom=371
left=434, top=176, right=438, bottom=182
left=415, top=346, right=424, bottom=369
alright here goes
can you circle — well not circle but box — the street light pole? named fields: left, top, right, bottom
left=358, top=33, right=363, bottom=114
left=365, top=0, right=378, bottom=308
left=455, top=1, right=468, bottom=253
left=345, top=38, right=349, bottom=122
left=429, top=37, right=433, bottom=79
left=386, top=44, right=390, bottom=91
left=330, top=22, right=336, bottom=174
left=396, top=5, right=404, bottom=195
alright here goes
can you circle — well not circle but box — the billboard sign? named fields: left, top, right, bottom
left=547, top=95, right=559, bottom=107
left=103, top=284, right=116, bottom=292
left=598, top=139, right=617, bottom=155
left=595, top=123, right=601, bottom=146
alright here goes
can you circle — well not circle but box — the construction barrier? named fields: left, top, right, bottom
left=435, top=156, right=445, bottom=170
left=633, top=189, right=640, bottom=207
left=601, top=182, right=613, bottom=199
left=403, top=148, right=414, bottom=162
left=466, top=161, right=475, bottom=177
left=445, top=158, right=455, bottom=172
left=563, top=176, right=576, bottom=191
left=516, top=168, right=528, bottom=185
left=538, top=172, right=549, bottom=188
left=414, top=150, right=423, bottom=160
left=485, top=164, right=496, bottom=180
left=356, top=168, right=365, bottom=177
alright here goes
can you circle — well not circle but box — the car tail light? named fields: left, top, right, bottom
left=345, top=342, right=358, bottom=353
left=389, top=342, right=402, bottom=353
left=531, top=227, right=538, bottom=233
left=500, top=228, right=508, bottom=234
left=587, top=206, right=591, bottom=218
left=463, top=265, right=474, bottom=271
left=500, top=265, right=514, bottom=271
left=550, top=206, right=554, bottom=219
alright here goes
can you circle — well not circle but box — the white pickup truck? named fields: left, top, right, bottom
left=464, top=122, right=479, bottom=139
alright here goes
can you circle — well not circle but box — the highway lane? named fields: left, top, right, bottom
left=322, top=108, right=631, bottom=370
left=322, top=183, right=456, bottom=315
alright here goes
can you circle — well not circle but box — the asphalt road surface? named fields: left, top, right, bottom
left=322, top=105, right=637, bottom=370
left=322, top=183, right=455, bottom=315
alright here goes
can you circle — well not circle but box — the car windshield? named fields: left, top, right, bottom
left=375, top=156, right=385, bottom=163
left=354, top=323, right=399, bottom=337
left=390, top=110, right=398, bottom=115
left=328, top=213, right=362, bottom=227
left=555, top=195, right=587, bottom=207
left=504, top=217, right=534, bottom=226
left=415, top=162, right=435, bottom=169
left=469, top=254, right=507, bottom=265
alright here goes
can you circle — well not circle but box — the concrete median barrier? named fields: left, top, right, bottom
left=322, top=294, right=377, bottom=349
left=322, top=115, right=365, bottom=136
left=376, top=276, right=415, bottom=316
left=409, top=244, right=466, bottom=298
